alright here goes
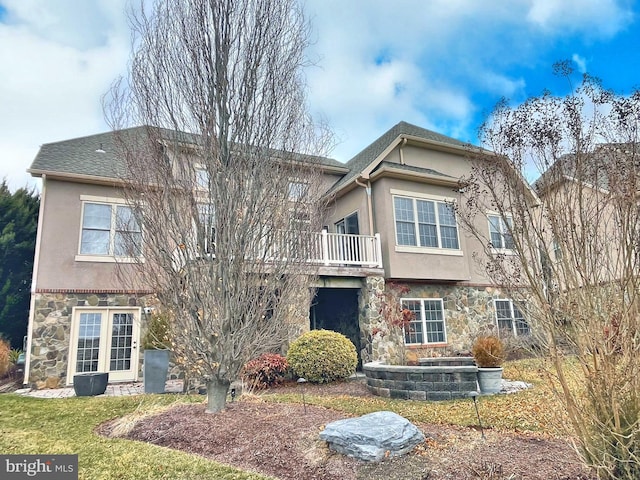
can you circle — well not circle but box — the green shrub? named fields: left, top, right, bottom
left=287, top=329, right=357, bottom=383
left=142, top=311, right=172, bottom=350
left=8, top=349, right=22, bottom=365
left=0, top=339, right=9, bottom=378
left=242, top=353, right=289, bottom=389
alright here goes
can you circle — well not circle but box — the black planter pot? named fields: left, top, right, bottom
left=73, top=372, right=109, bottom=396
left=144, top=349, right=170, bottom=394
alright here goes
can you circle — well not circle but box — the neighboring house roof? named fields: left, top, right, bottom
left=28, top=126, right=346, bottom=182
left=534, top=143, right=638, bottom=195
left=325, top=121, right=470, bottom=196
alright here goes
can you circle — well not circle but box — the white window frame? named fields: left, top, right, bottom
left=66, top=306, right=141, bottom=385
left=391, top=189, right=462, bottom=256
left=76, top=195, right=142, bottom=263
left=288, top=179, right=309, bottom=200
left=197, top=203, right=216, bottom=255
left=194, top=165, right=209, bottom=190
left=494, top=299, right=529, bottom=337
left=487, top=212, right=514, bottom=252
left=401, top=298, right=447, bottom=345
left=335, top=211, right=359, bottom=234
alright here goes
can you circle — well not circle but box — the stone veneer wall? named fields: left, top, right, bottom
left=403, top=284, right=505, bottom=353
left=358, top=280, right=507, bottom=363
left=29, top=291, right=156, bottom=389
left=363, top=357, right=478, bottom=401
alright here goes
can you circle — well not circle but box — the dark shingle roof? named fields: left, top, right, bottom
left=326, top=121, right=468, bottom=195
left=29, top=126, right=344, bottom=180
left=373, top=161, right=457, bottom=180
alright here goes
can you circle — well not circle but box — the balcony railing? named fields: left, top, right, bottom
left=173, top=229, right=383, bottom=271
left=316, top=230, right=382, bottom=268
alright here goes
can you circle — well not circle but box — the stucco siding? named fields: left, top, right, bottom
left=35, top=179, right=143, bottom=291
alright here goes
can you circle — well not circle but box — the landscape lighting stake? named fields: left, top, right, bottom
left=297, top=377, right=307, bottom=414
left=469, top=391, right=485, bottom=440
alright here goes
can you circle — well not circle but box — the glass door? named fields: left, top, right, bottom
left=68, top=308, right=140, bottom=385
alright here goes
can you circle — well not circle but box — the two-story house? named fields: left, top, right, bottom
left=25, top=121, right=529, bottom=389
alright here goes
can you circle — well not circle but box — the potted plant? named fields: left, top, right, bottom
left=142, top=310, right=172, bottom=394
left=472, top=335, right=505, bottom=394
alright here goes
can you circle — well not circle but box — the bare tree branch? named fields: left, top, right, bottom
left=104, top=0, right=332, bottom=412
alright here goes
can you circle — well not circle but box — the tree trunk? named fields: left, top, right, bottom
left=205, top=378, right=230, bottom=413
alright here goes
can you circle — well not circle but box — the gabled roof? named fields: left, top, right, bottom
left=325, top=121, right=469, bottom=196
left=534, top=143, right=640, bottom=195
left=28, top=126, right=346, bottom=182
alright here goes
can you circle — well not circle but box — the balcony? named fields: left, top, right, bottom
left=314, top=230, right=382, bottom=268
left=172, top=230, right=383, bottom=272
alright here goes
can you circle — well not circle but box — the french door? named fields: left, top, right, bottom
left=67, top=307, right=140, bottom=385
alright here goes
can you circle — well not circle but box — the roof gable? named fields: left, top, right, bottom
left=325, top=121, right=469, bottom=196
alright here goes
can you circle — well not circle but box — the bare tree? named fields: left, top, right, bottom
left=105, top=0, right=332, bottom=412
left=458, top=65, right=640, bottom=479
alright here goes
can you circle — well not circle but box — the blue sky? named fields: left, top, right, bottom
left=1, top=0, right=639, bottom=191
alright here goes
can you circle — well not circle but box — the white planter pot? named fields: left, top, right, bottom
left=477, top=367, right=503, bottom=394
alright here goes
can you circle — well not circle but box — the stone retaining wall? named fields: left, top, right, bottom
left=363, top=357, right=478, bottom=401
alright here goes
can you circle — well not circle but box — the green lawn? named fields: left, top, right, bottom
left=0, top=394, right=273, bottom=480
left=0, top=359, right=565, bottom=479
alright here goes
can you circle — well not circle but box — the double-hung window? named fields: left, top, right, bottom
left=195, top=166, right=209, bottom=190
left=495, top=299, right=529, bottom=337
left=401, top=298, right=447, bottom=345
left=197, top=203, right=216, bottom=254
left=288, top=180, right=308, bottom=201
left=79, top=200, right=141, bottom=259
left=488, top=214, right=514, bottom=250
left=393, top=194, right=459, bottom=250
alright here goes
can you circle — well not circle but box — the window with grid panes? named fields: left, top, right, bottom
left=495, top=299, right=529, bottom=336
left=80, top=202, right=142, bottom=257
left=393, top=196, right=459, bottom=249
left=487, top=214, right=514, bottom=250
left=402, top=298, right=447, bottom=345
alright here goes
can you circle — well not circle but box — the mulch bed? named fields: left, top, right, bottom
left=99, top=379, right=596, bottom=480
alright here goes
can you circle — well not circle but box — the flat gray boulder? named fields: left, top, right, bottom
left=319, top=411, right=425, bottom=462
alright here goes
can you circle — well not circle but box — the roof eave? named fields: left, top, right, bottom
left=28, top=168, right=124, bottom=187
left=368, top=165, right=461, bottom=187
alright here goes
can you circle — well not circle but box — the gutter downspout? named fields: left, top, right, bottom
left=354, top=177, right=374, bottom=234
left=399, top=137, right=408, bottom=165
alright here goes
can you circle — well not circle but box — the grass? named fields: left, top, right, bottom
left=0, top=359, right=568, bottom=479
left=0, top=393, right=273, bottom=480
left=263, top=358, right=568, bottom=436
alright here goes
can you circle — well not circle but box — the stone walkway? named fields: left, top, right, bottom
left=15, top=379, right=184, bottom=398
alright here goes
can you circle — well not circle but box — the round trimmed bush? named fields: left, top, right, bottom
left=287, top=329, right=357, bottom=384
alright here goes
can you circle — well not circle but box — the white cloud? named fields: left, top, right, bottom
left=572, top=54, right=588, bottom=73
left=0, top=0, right=636, bottom=189
left=0, top=0, right=130, bottom=191
left=526, top=0, right=634, bottom=37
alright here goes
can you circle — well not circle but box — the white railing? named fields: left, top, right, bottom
left=318, top=230, right=383, bottom=268
left=172, top=229, right=383, bottom=270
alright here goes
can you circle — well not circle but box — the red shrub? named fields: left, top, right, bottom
left=242, top=353, right=289, bottom=389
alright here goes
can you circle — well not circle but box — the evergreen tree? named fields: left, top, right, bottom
left=0, top=180, right=39, bottom=349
